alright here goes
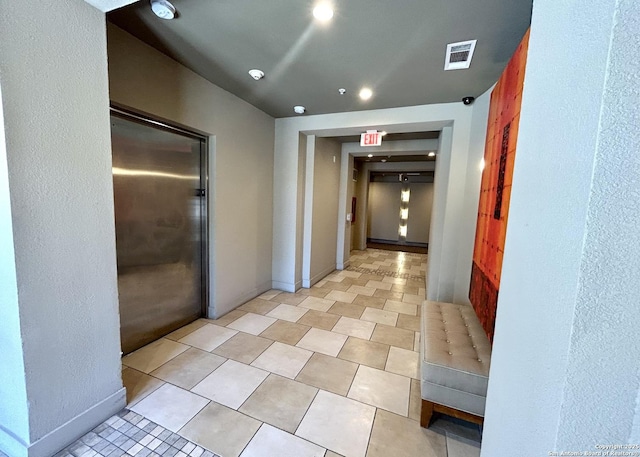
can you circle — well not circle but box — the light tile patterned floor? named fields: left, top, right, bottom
left=53, top=409, right=219, bottom=457
left=47, top=249, right=481, bottom=457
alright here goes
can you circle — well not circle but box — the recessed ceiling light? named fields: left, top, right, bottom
left=367, top=154, right=373, bottom=158
left=381, top=159, right=387, bottom=163
left=248, top=69, right=265, bottom=80
left=359, top=87, right=373, bottom=101
left=293, top=105, right=306, bottom=114
left=428, top=151, right=436, bottom=157
left=150, top=0, right=176, bottom=20
left=313, top=3, right=334, bottom=21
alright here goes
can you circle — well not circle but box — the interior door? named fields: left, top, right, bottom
left=110, top=112, right=207, bottom=354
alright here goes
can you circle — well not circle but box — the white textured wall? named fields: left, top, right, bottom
left=309, top=138, right=341, bottom=283
left=482, top=0, right=640, bottom=453
left=0, top=1, right=124, bottom=455
left=368, top=182, right=402, bottom=241
left=107, top=25, right=275, bottom=317
left=406, top=183, right=433, bottom=244
left=453, top=86, right=491, bottom=304
left=556, top=0, right=640, bottom=447
left=294, top=133, right=307, bottom=288
left=0, top=83, right=30, bottom=454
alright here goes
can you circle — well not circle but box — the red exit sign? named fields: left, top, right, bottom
left=360, top=130, right=383, bottom=146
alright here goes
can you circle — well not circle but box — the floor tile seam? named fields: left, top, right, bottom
left=347, top=387, right=411, bottom=422
left=250, top=422, right=329, bottom=457
left=293, top=388, right=379, bottom=456
left=343, top=360, right=365, bottom=402
left=131, top=373, right=215, bottom=412
left=176, top=400, right=254, bottom=457
left=234, top=369, right=274, bottom=418
left=189, top=358, right=271, bottom=409
left=122, top=367, right=167, bottom=408
left=292, top=350, right=324, bottom=391
left=363, top=407, right=380, bottom=457
left=291, top=387, right=321, bottom=441
left=293, top=352, right=359, bottom=398
left=212, top=332, right=276, bottom=365
left=148, top=360, right=222, bottom=392
left=228, top=380, right=363, bottom=456
left=377, top=324, right=393, bottom=371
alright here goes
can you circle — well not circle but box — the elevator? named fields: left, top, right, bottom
left=110, top=109, right=208, bottom=354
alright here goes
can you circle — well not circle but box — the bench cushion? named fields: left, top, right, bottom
left=421, top=300, right=492, bottom=416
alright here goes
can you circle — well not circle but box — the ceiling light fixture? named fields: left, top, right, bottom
left=150, top=0, right=176, bottom=20
left=293, top=105, right=306, bottom=114
left=359, top=87, right=373, bottom=101
left=380, top=131, right=387, bottom=136
left=428, top=151, right=436, bottom=157
left=313, top=3, right=334, bottom=21
left=248, top=69, right=265, bottom=80
left=338, top=88, right=346, bottom=95
left=367, top=154, right=373, bottom=158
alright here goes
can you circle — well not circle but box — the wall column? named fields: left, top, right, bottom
left=482, top=0, right=640, bottom=453
left=0, top=1, right=125, bottom=455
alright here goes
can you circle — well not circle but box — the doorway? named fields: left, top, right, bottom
left=110, top=109, right=208, bottom=354
left=366, top=171, right=434, bottom=254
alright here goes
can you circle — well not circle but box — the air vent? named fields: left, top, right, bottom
left=444, top=40, right=477, bottom=70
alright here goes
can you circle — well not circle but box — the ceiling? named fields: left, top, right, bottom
left=108, top=0, right=532, bottom=119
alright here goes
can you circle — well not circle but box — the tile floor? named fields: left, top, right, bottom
left=52, top=249, right=482, bottom=457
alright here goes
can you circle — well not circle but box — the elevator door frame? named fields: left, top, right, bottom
left=110, top=105, right=210, bottom=335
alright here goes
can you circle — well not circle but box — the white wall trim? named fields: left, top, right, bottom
left=426, top=127, right=453, bottom=301
left=301, top=135, right=316, bottom=287
left=207, top=135, right=217, bottom=317
left=11, top=388, right=126, bottom=457
left=302, top=263, right=337, bottom=288
left=271, top=280, right=296, bottom=293
left=337, top=259, right=351, bottom=270
left=336, top=147, right=350, bottom=268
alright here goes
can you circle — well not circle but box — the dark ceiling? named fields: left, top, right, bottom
left=108, top=0, right=532, bottom=118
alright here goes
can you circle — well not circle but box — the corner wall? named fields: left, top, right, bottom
left=0, top=2, right=124, bottom=455
left=107, top=24, right=275, bottom=317
left=303, top=137, right=341, bottom=286
left=482, top=0, right=640, bottom=453
left=453, top=86, right=492, bottom=304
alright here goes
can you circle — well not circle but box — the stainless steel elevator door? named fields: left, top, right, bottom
left=110, top=113, right=206, bottom=355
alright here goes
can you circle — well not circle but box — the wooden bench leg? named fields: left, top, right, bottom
left=420, top=399, right=434, bottom=428
left=420, top=399, right=484, bottom=429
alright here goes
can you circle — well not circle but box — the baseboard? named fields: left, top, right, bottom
left=8, top=388, right=127, bottom=457
left=271, top=280, right=296, bottom=293
left=367, top=238, right=429, bottom=248
left=304, top=264, right=337, bottom=289
left=0, top=424, right=28, bottom=457
left=208, top=280, right=272, bottom=319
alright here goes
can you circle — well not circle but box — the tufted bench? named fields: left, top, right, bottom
left=420, top=300, right=492, bottom=428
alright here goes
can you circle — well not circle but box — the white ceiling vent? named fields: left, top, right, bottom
left=444, top=40, right=477, bottom=70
